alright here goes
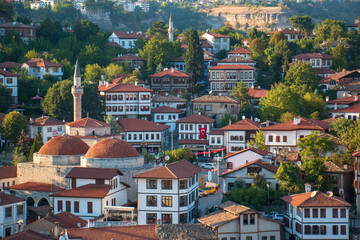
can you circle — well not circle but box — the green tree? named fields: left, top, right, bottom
left=283, top=61, right=320, bottom=92
left=298, top=131, right=337, bottom=158
left=279, top=112, right=297, bottom=123
left=149, top=20, right=168, bottom=39
left=214, top=49, right=228, bottom=60
left=0, top=0, right=15, bottom=21
left=37, top=18, right=63, bottom=44
left=248, top=131, right=267, bottom=151
left=330, top=118, right=360, bottom=153
left=84, top=64, right=102, bottom=83
left=164, top=147, right=196, bottom=163
left=275, top=162, right=304, bottom=193
left=0, top=111, right=28, bottom=144
left=315, top=19, right=347, bottom=42
left=12, top=147, right=28, bottom=165
left=289, top=15, right=314, bottom=36
left=183, top=29, right=204, bottom=83
left=103, top=63, right=125, bottom=80
left=249, top=39, right=266, bottom=69
left=105, top=114, right=117, bottom=133
left=23, top=49, right=42, bottom=61
left=220, top=114, right=237, bottom=127
left=332, top=44, right=348, bottom=71
left=302, top=157, right=329, bottom=191
left=79, top=44, right=108, bottom=67
left=28, top=130, right=44, bottom=161
left=0, top=85, right=12, bottom=113
left=269, top=31, right=287, bottom=45
left=82, top=82, right=104, bottom=120
left=231, top=81, right=251, bottom=113
left=74, top=20, right=100, bottom=42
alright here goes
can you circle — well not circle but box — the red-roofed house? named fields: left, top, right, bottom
left=202, top=33, right=230, bottom=53
left=108, top=31, right=150, bottom=49
left=330, top=102, right=360, bottom=121
left=321, top=70, right=360, bottom=90
left=291, top=53, right=333, bottom=69
left=220, top=159, right=278, bottom=193
left=0, top=62, right=22, bottom=71
left=151, top=106, right=182, bottom=132
left=262, top=117, right=330, bottom=153
left=221, top=118, right=262, bottom=153
left=117, top=118, right=170, bottom=153
left=0, top=193, right=26, bottom=238
left=226, top=48, right=252, bottom=59
left=208, top=64, right=256, bottom=93
left=0, top=22, right=36, bottom=42
left=0, top=166, right=17, bottom=190
left=133, top=160, right=200, bottom=224
left=0, top=69, right=19, bottom=104
left=217, top=56, right=257, bottom=68
left=281, top=191, right=351, bottom=240
left=267, top=28, right=304, bottom=41
left=248, top=87, right=268, bottom=105
left=99, top=83, right=153, bottom=119
left=177, top=114, right=215, bottom=152
left=326, top=95, right=360, bottom=111
left=22, top=58, right=63, bottom=80
left=149, top=67, right=192, bottom=94
left=29, top=116, right=66, bottom=143
left=112, top=54, right=145, bottom=69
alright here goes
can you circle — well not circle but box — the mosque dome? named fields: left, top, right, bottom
left=38, top=135, right=89, bottom=155
left=85, top=138, right=139, bottom=159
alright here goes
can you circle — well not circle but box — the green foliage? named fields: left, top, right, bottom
left=283, top=61, right=320, bottom=92
left=231, top=81, right=251, bottom=113
left=0, top=0, right=15, bottom=21
left=0, top=85, right=12, bottom=113
left=279, top=112, right=296, bottom=123
left=103, top=63, right=125, bottom=80
left=149, top=21, right=168, bottom=39
left=331, top=44, right=348, bottom=71
left=269, top=31, right=287, bottom=45
left=29, top=130, right=44, bottom=161
left=105, top=114, right=117, bottom=133
left=330, top=118, right=360, bottom=153
left=248, top=130, right=267, bottom=151
left=302, top=157, right=329, bottom=190
left=275, top=162, right=304, bottom=193
left=298, top=131, right=337, bottom=158
left=220, top=114, right=237, bottom=128
left=212, top=23, right=245, bottom=47
left=82, top=82, right=104, bottom=120
left=289, top=15, right=314, bottom=36
left=12, top=147, right=28, bottom=166
left=315, top=19, right=347, bottom=42
left=164, top=147, right=196, bottom=163
left=0, top=112, right=28, bottom=143
left=84, top=64, right=102, bottom=83
left=183, top=29, right=204, bottom=83
left=74, top=20, right=100, bottom=42
left=37, top=18, right=64, bottom=45
left=214, top=49, right=228, bottom=60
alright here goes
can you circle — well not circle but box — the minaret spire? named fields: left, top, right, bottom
left=168, top=13, right=174, bottom=42
left=71, top=58, right=84, bottom=122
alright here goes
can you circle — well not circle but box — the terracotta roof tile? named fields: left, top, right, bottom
left=192, top=95, right=238, bottom=103
left=209, top=129, right=224, bottom=135
left=179, top=139, right=209, bottom=145
left=2, top=229, right=49, bottom=240
left=38, top=135, right=89, bottom=156
left=152, top=95, right=186, bottom=103
left=197, top=210, right=238, bottom=228
left=0, top=61, right=22, bottom=68
left=85, top=138, right=139, bottom=158
left=149, top=68, right=192, bottom=78
left=45, top=211, right=87, bottom=228
left=223, top=204, right=252, bottom=215
left=313, top=68, right=336, bottom=75
left=221, top=159, right=278, bottom=177
left=200, top=39, right=213, bottom=48
left=0, top=192, right=24, bottom=206
left=112, top=54, right=145, bottom=61
left=248, top=87, right=268, bottom=99
left=218, top=56, right=256, bottom=64
left=353, top=150, right=360, bottom=157
left=0, top=69, right=19, bottom=77
left=319, top=41, right=350, bottom=48
left=50, top=184, right=111, bottom=198
left=66, top=167, right=123, bottom=179
left=65, top=117, right=110, bottom=128
left=0, top=113, right=5, bottom=124
left=325, top=70, right=360, bottom=80
left=221, top=118, right=261, bottom=131
left=324, top=161, right=353, bottom=173
left=99, top=83, right=153, bottom=93
left=66, top=225, right=158, bottom=240
left=208, top=64, right=255, bottom=70
left=276, top=151, right=300, bottom=163
left=112, top=31, right=151, bottom=40
left=156, top=224, right=217, bottom=240
left=133, top=160, right=200, bottom=179
left=227, top=48, right=252, bottom=55
left=151, top=106, right=182, bottom=113
left=0, top=22, right=36, bottom=29
left=25, top=58, right=63, bottom=67
left=0, top=166, right=17, bottom=179
left=176, top=114, right=215, bottom=123
left=117, top=118, right=170, bottom=132
left=206, top=33, right=230, bottom=38
left=281, top=191, right=352, bottom=207
left=262, top=118, right=330, bottom=131
left=8, top=182, right=64, bottom=192
left=330, top=102, right=360, bottom=113
left=326, top=96, right=360, bottom=105
left=30, top=94, right=44, bottom=100
left=31, top=116, right=65, bottom=126
left=292, top=53, right=333, bottom=60
left=224, top=147, right=271, bottom=160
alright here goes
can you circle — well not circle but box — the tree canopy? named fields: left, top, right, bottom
left=0, top=111, right=28, bottom=143
left=183, top=29, right=204, bottom=84
left=289, top=15, right=314, bottom=36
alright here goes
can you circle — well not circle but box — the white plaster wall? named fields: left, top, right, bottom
left=53, top=197, right=102, bottom=220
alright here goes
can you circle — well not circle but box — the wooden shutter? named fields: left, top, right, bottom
left=87, top=202, right=93, bottom=213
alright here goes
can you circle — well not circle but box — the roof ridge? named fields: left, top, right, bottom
left=164, top=165, right=178, bottom=178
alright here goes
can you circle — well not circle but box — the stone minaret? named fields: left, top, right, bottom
left=168, top=14, right=174, bottom=42
left=71, top=59, right=83, bottom=122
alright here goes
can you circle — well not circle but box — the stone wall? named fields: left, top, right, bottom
left=33, top=153, right=82, bottom=166
left=80, top=156, right=144, bottom=169
left=65, top=126, right=111, bottom=137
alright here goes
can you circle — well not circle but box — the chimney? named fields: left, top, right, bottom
left=101, top=75, right=104, bottom=80
left=325, top=96, right=329, bottom=102
left=294, top=117, right=301, bottom=125
left=305, top=183, right=311, bottom=193
left=29, top=118, right=34, bottom=124
left=171, top=68, right=174, bottom=73
left=106, top=82, right=109, bottom=87
left=99, top=81, right=103, bottom=87
left=355, top=96, right=359, bottom=101
left=54, top=222, right=60, bottom=238
left=135, top=81, right=138, bottom=86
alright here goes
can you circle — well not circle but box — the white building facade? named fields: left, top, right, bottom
left=29, top=116, right=66, bottom=143
left=0, top=70, right=18, bottom=104
left=202, top=33, right=231, bottom=53
left=0, top=193, right=26, bottom=238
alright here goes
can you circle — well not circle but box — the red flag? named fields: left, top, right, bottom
left=199, top=127, right=207, bottom=139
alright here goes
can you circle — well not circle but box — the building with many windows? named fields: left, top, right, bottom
left=133, top=160, right=200, bottom=225
left=149, top=68, right=192, bottom=95
left=201, top=33, right=230, bottom=53
left=151, top=106, right=182, bottom=132
left=0, top=70, right=18, bottom=104
left=226, top=48, right=252, bottom=59
left=0, top=22, right=36, bottom=42
left=0, top=193, right=26, bottom=238
left=208, top=65, right=256, bottom=93
left=107, top=31, right=150, bottom=49
left=281, top=191, right=351, bottom=240
left=29, top=116, right=66, bottom=143
left=151, top=95, right=187, bottom=116
left=291, top=53, right=333, bottom=68
left=22, top=58, right=63, bottom=80
left=0, top=166, right=17, bottom=191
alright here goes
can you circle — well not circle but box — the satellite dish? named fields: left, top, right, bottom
left=242, top=116, right=245, bottom=119
left=259, top=172, right=264, bottom=176
left=297, top=161, right=302, bottom=166
left=209, top=90, right=213, bottom=95
left=310, top=191, right=317, bottom=198
left=165, top=156, right=170, bottom=161
left=327, top=191, right=333, bottom=197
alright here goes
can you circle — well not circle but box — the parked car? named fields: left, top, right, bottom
left=273, top=214, right=284, bottom=222
left=264, top=211, right=279, bottom=219
left=199, top=189, right=208, bottom=198
left=203, top=187, right=216, bottom=195
left=197, top=156, right=212, bottom=162
left=199, top=163, right=215, bottom=170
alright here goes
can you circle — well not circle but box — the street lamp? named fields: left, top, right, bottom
left=266, top=183, right=270, bottom=205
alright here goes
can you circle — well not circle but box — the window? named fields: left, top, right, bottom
left=313, top=208, right=318, bottom=218
left=312, top=225, right=319, bottom=234
left=276, top=136, right=280, bottom=142
left=47, top=127, right=52, bottom=132
left=246, top=237, right=252, bottom=240
left=161, top=196, right=172, bottom=207
left=249, top=214, right=255, bottom=224
left=146, top=196, right=157, bottom=207
left=205, top=105, right=212, bottom=111
left=226, top=162, right=233, bottom=169
left=57, top=126, right=62, bottom=131
left=162, top=214, right=172, bottom=224
left=66, top=201, right=71, bottom=212
left=180, top=195, right=187, bottom=207
left=58, top=200, right=62, bottom=211
left=5, top=227, right=11, bottom=237
left=304, top=208, right=310, bottom=218
left=321, top=208, right=326, bottom=218
left=161, top=180, right=172, bottom=189
left=333, top=225, right=338, bottom=235
left=243, top=214, right=248, bottom=225
left=341, top=225, right=346, bottom=235
left=269, top=136, right=273, bottom=142
left=180, top=179, right=187, bottom=189
left=6, top=78, right=13, bottom=84
left=305, top=225, right=311, bottom=234
left=74, top=201, right=79, bottom=213
left=283, top=136, right=287, bottom=142
left=180, top=213, right=187, bottom=223
left=146, top=213, right=157, bottom=224
left=321, top=225, right=326, bottom=235
left=146, top=180, right=157, bottom=189
left=333, top=208, right=338, bottom=218
left=17, top=204, right=23, bottom=215
left=270, top=237, right=275, bottom=240
left=340, top=209, right=346, bottom=218
left=262, top=237, right=267, bottom=240
left=87, top=202, right=93, bottom=213
left=296, top=222, right=301, bottom=233
left=5, top=206, right=12, bottom=217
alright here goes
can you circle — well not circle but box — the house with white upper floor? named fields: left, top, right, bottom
left=281, top=191, right=351, bottom=240
left=0, top=70, right=18, bottom=104
left=151, top=94, right=187, bottom=116
left=133, top=160, right=200, bottom=225
left=198, top=201, right=281, bottom=240
left=22, top=58, right=63, bottom=80
left=208, top=129, right=225, bottom=158
left=326, top=95, right=360, bottom=110
left=226, top=48, right=252, bottom=59
left=330, top=103, right=360, bottom=121
left=0, top=193, right=27, bottom=238
left=29, top=116, right=66, bottom=143
left=201, top=33, right=230, bottom=53
left=217, top=56, right=257, bottom=68
left=149, top=68, right=192, bottom=95
left=151, top=106, right=182, bottom=132
left=0, top=166, right=17, bottom=191
left=108, top=31, right=150, bottom=49
left=267, top=28, right=304, bottom=41
left=291, top=53, right=333, bottom=69
left=321, top=70, right=360, bottom=90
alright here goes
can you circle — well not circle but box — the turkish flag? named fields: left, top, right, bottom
left=199, top=127, right=207, bottom=139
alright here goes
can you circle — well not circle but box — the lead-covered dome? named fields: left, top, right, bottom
left=85, top=138, right=139, bottom=158
left=38, top=135, right=89, bottom=155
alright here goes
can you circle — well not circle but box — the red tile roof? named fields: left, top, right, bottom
left=192, top=95, right=238, bottom=103
left=209, top=129, right=224, bottom=135
left=206, top=33, right=230, bottom=38
left=292, top=53, right=333, bottom=60
left=0, top=192, right=24, bottom=206
left=268, top=28, right=300, bottom=35
left=85, top=138, right=139, bottom=158
left=8, top=182, right=64, bottom=192
left=65, top=117, right=110, bottom=128
left=30, top=94, right=44, bottom=100
left=281, top=191, right=352, bottom=207
left=117, top=118, right=170, bottom=132
left=218, top=56, right=256, bottom=64
left=151, top=106, right=182, bottom=113
left=179, top=139, right=209, bottom=145
left=0, top=22, right=36, bottom=29
left=326, top=96, right=360, bottom=105
left=248, top=87, right=268, bottom=99
left=324, top=70, right=360, bottom=80
left=0, top=61, right=22, bottom=69
left=25, top=58, right=63, bottom=67
left=148, top=68, right=192, bottom=78
left=31, top=116, right=65, bottom=126
left=208, top=64, right=255, bottom=70
left=227, top=48, right=252, bottom=55
left=50, top=184, right=111, bottom=198
left=66, top=167, right=123, bottom=179
left=200, top=39, right=213, bottom=48
left=203, top=50, right=214, bottom=57
left=0, top=69, right=19, bottom=77
left=221, top=159, right=278, bottom=177
left=0, top=113, right=5, bottom=124
left=224, top=147, right=271, bottom=160
left=45, top=211, right=87, bottom=228
left=262, top=117, right=330, bottom=131
left=330, top=102, right=360, bottom=113
left=353, top=150, right=360, bottom=157
left=66, top=225, right=158, bottom=240
left=38, top=135, right=89, bottom=155
left=0, top=166, right=16, bottom=179
left=133, top=160, right=200, bottom=179
left=152, top=95, right=186, bottom=103
left=177, top=114, right=215, bottom=124
left=99, top=83, right=153, bottom=93
left=2, top=229, right=49, bottom=240
left=112, top=31, right=151, bottom=40
left=313, top=68, right=336, bottom=75
left=112, top=54, right=145, bottom=61
left=221, top=118, right=261, bottom=131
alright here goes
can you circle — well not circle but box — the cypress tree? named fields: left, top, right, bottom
left=184, top=29, right=205, bottom=84
left=28, top=130, right=44, bottom=161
